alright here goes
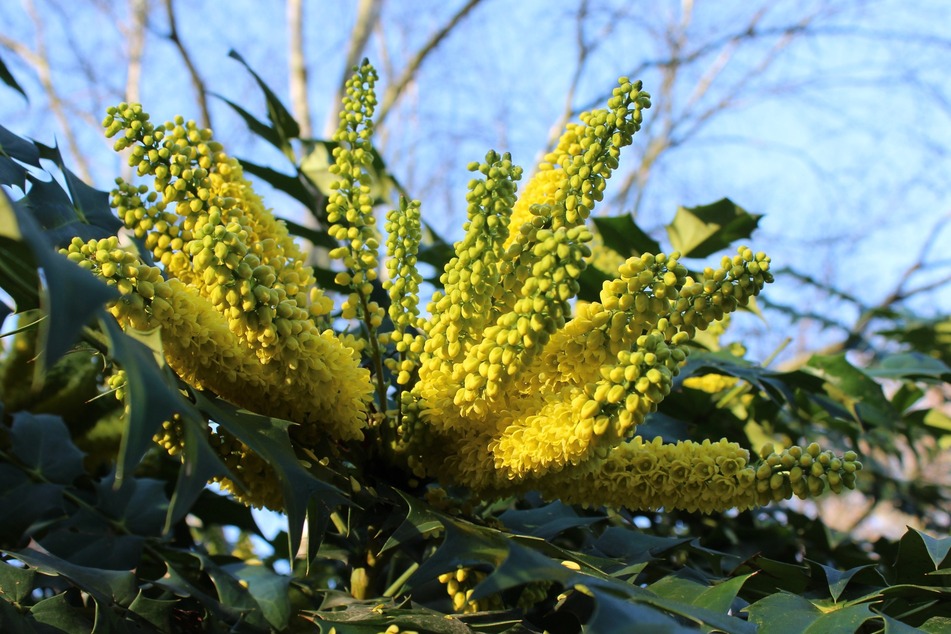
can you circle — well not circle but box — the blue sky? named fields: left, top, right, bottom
left=2, top=0, right=950, bottom=363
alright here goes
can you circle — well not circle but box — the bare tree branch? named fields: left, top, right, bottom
left=375, top=0, right=485, bottom=128
left=16, top=0, right=93, bottom=181
left=287, top=0, right=312, bottom=138
left=162, top=0, right=210, bottom=129
left=124, top=0, right=149, bottom=106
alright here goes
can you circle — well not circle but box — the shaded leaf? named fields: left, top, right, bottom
left=6, top=547, right=137, bottom=607
left=193, top=392, right=349, bottom=559
left=30, top=593, right=93, bottom=634
left=0, top=54, right=26, bottom=100
left=0, top=560, right=35, bottom=603
left=227, top=50, right=300, bottom=157
left=380, top=489, right=445, bottom=554
left=865, top=352, right=951, bottom=382
left=128, top=590, right=176, bottom=632
left=34, top=141, right=120, bottom=240
left=666, top=198, right=760, bottom=258
left=812, top=562, right=875, bottom=602
left=100, top=317, right=181, bottom=486
left=7, top=202, right=117, bottom=368
left=10, top=412, right=84, bottom=485
left=498, top=501, right=602, bottom=541
left=746, top=592, right=822, bottom=633
left=94, top=472, right=168, bottom=537
left=221, top=562, right=291, bottom=630
left=592, top=214, right=661, bottom=258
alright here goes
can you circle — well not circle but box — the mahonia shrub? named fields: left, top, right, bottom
left=58, top=61, right=861, bottom=515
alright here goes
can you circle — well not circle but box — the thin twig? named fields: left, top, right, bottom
left=20, top=0, right=93, bottom=181
left=287, top=0, right=312, bottom=138
left=162, top=0, right=211, bottom=129
left=375, top=0, right=486, bottom=128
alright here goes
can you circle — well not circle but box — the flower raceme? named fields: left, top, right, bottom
left=69, top=63, right=860, bottom=512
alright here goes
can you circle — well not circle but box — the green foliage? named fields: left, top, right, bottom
left=0, top=57, right=948, bottom=633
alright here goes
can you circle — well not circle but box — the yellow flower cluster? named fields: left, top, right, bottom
left=61, top=64, right=862, bottom=516
left=62, top=234, right=369, bottom=507
left=437, top=566, right=503, bottom=614
left=383, top=74, right=860, bottom=512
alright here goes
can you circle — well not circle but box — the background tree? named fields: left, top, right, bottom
left=0, top=1, right=949, bottom=631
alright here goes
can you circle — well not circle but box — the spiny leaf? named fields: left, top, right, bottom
left=498, top=500, right=602, bottom=541
left=29, top=592, right=94, bottom=633
left=0, top=560, right=35, bottom=603
left=100, top=317, right=181, bottom=486
left=10, top=411, right=84, bottom=484
left=193, top=392, right=349, bottom=559
left=812, top=562, right=876, bottom=603
left=5, top=547, right=138, bottom=607
left=227, top=50, right=300, bottom=159
left=0, top=53, right=26, bottom=100
left=592, top=214, right=661, bottom=258
left=745, top=592, right=822, bottom=633
left=666, top=198, right=760, bottom=258
left=221, top=562, right=291, bottom=630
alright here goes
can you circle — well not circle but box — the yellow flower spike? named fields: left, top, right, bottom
left=327, top=62, right=383, bottom=324
left=421, top=150, right=523, bottom=372
left=104, top=103, right=330, bottom=362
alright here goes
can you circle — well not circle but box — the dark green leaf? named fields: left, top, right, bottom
left=498, top=501, right=602, bottom=540
left=865, top=352, right=951, bottom=382
left=100, top=318, right=181, bottom=486
left=592, top=214, right=661, bottom=258
left=802, top=603, right=879, bottom=633
left=590, top=526, right=692, bottom=564
left=900, top=528, right=951, bottom=575
left=0, top=54, right=26, bottom=100
left=746, top=592, right=822, bottom=633
left=694, top=573, right=753, bottom=614
left=0, top=599, right=39, bottom=634
left=408, top=514, right=511, bottom=588
left=380, top=490, right=445, bottom=554
left=239, top=158, right=319, bottom=210
left=813, top=562, right=875, bottom=602
left=0, top=560, right=35, bottom=603
left=221, top=562, right=291, bottom=630
left=0, top=466, right=64, bottom=544
left=128, top=590, right=176, bottom=632
left=166, top=416, right=238, bottom=529
left=95, top=473, right=168, bottom=537
left=584, top=589, right=690, bottom=633
left=6, top=548, right=138, bottom=607
left=10, top=412, right=84, bottom=484
left=0, top=124, right=36, bottom=190
left=806, top=353, right=896, bottom=427
left=666, top=198, right=760, bottom=258
left=577, top=264, right=613, bottom=303
left=38, top=520, right=144, bottom=571
left=34, top=142, right=120, bottom=240
left=0, top=125, right=39, bottom=167
left=648, top=574, right=707, bottom=604
left=8, top=202, right=117, bottom=368
left=193, top=392, right=348, bottom=559
left=30, top=593, right=94, bottom=634
left=214, top=94, right=283, bottom=151
left=227, top=50, right=300, bottom=157
left=276, top=215, right=336, bottom=250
